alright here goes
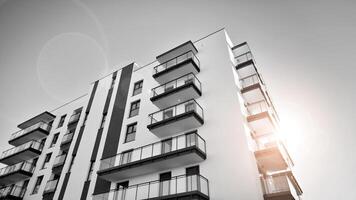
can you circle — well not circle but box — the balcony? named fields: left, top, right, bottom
left=261, top=173, right=302, bottom=200
left=0, top=185, right=26, bottom=199
left=9, top=122, right=51, bottom=147
left=153, top=51, right=200, bottom=84
left=246, top=100, right=279, bottom=137
left=0, top=141, right=43, bottom=165
left=151, top=73, right=202, bottom=109
left=67, top=112, right=81, bottom=125
left=254, top=141, right=293, bottom=173
left=147, top=100, right=204, bottom=138
left=43, top=179, right=58, bottom=195
left=97, top=132, right=206, bottom=182
left=93, top=174, right=209, bottom=200
left=17, top=111, right=55, bottom=129
left=52, top=154, right=67, bottom=174
left=0, top=161, right=35, bottom=185
left=232, top=42, right=255, bottom=71
left=60, top=133, right=74, bottom=149
left=239, top=73, right=267, bottom=104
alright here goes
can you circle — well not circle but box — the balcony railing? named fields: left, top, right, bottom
left=53, top=154, right=66, bottom=167
left=261, top=174, right=292, bottom=195
left=44, top=179, right=58, bottom=194
left=0, top=185, right=26, bottom=198
left=148, top=99, right=204, bottom=125
left=0, top=140, right=43, bottom=160
left=235, top=51, right=253, bottom=66
left=151, top=73, right=202, bottom=98
left=68, top=113, right=81, bottom=125
left=239, top=73, right=265, bottom=90
left=153, top=51, right=200, bottom=75
left=0, top=160, right=35, bottom=177
left=100, top=131, right=206, bottom=171
left=93, top=174, right=209, bottom=200
left=246, top=100, right=279, bottom=123
left=10, top=122, right=51, bottom=141
left=61, top=133, right=74, bottom=145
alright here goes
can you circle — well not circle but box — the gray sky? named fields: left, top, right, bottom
left=1, top=0, right=356, bottom=199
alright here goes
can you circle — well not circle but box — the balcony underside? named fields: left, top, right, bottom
left=0, top=149, right=41, bottom=165
left=153, top=59, right=200, bottom=84
left=17, top=111, right=55, bottom=129
left=264, top=191, right=295, bottom=200
left=42, top=192, right=55, bottom=200
left=241, top=83, right=265, bottom=104
left=9, top=128, right=49, bottom=147
left=247, top=111, right=275, bottom=137
left=0, top=195, right=23, bottom=200
left=97, top=146, right=206, bottom=182
left=236, top=62, right=257, bottom=79
left=148, top=191, right=209, bottom=200
left=151, top=83, right=202, bottom=109
left=52, top=165, right=64, bottom=175
left=0, top=170, right=32, bottom=185
left=147, top=111, right=204, bottom=138
left=255, top=146, right=288, bottom=172
left=60, top=140, right=72, bottom=150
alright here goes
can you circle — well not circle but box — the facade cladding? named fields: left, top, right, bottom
left=0, top=29, right=303, bottom=200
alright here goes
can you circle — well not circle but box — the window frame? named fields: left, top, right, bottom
left=124, top=123, right=137, bottom=143
left=32, top=175, right=44, bottom=194
left=50, top=133, right=59, bottom=148
left=57, top=115, right=67, bottom=128
left=132, top=80, right=143, bottom=96
left=42, top=153, right=52, bottom=169
left=129, top=100, right=140, bottom=118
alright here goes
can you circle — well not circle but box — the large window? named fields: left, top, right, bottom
left=42, top=153, right=52, bottom=169
left=57, top=115, right=66, bottom=128
left=32, top=175, right=43, bottom=194
left=120, top=150, right=132, bottom=165
left=159, top=172, right=171, bottom=196
left=132, top=80, right=143, bottom=96
left=129, top=100, right=140, bottom=118
left=50, top=133, right=59, bottom=148
left=161, top=139, right=172, bottom=154
left=125, top=123, right=137, bottom=143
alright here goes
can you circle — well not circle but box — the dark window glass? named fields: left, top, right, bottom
left=120, top=150, right=132, bottom=165
left=161, top=139, right=172, bottom=154
left=133, top=80, right=143, bottom=96
left=125, top=123, right=137, bottom=143
left=129, top=100, right=140, bottom=117
left=163, top=109, right=173, bottom=120
left=185, top=102, right=196, bottom=112
left=57, top=115, right=66, bottom=128
left=50, top=133, right=59, bottom=147
left=32, top=176, right=43, bottom=194
left=159, top=172, right=171, bottom=196
left=42, top=153, right=52, bottom=169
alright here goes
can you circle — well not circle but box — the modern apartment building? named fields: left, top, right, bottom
left=0, top=29, right=303, bottom=200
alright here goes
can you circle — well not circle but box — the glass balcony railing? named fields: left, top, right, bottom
left=0, top=140, right=43, bottom=160
left=0, top=185, right=26, bottom=198
left=99, top=132, right=206, bottom=171
left=261, top=174, right=292, bottom=195
left=239, top=73, right=265, bottom=90
left=44, top=179, right=58, bottom=194
left=0, top=160, right=35, bottom=177
left=246, top=100, right=279, bottom=122
left=10, top=122, right=51, bottom=141
left=151, top=73, right=202, bottom=98
left=53, top=154, right=66, bottom=167
left=148, top=99, right=204, bottom=125
left=234, top=51, right=253, bottom=66
left=68, top=113, right=81, bottom=124
left=93, top=174, right=209, bottom=200
left=153, top=51, right=200, bottom=75
left=61, top=133, right=74, bottom=145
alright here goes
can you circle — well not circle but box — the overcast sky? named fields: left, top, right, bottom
left=0, top=0, right=356, bottom=199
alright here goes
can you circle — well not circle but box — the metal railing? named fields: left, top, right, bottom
left=148, top=99, right=204, bottom=125
left=93, top=174, right=209, bottom=200
left=99, top=131, right=206, bottom=171
left=153, top=51, right=200, bottom=75
left=44, top=179, right=59, bottom=194
left=61, top=133, right=74, bottom=145
left=246, top=100, right=279, bottom=125
left=0, top=160, right=35, bottom=177
left=10, top=122, right=51, bottom=141
left=68, top=112, right=81, bottom=124
left=0, top=185, right=26, bottom=198
left=0, top=140, right=43, bottom=160
left=261, top=174, right=292, bottom=195
left=151, top=73, right=202, bottom=98
left=239, top=73, right=265, bottom=89
left=53, top=154, right=67, bottom=167
left=235, top=51, right=253, bottom=65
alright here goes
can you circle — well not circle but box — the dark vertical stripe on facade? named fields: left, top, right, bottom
left=85, top=81, right=99, bottom=114
left=58, top=172, right=71, bottom=200
left=80, top=181, right=91, bottom=200
left=93, top=63, right=134, bottom=195
left=90, top=128, right=103, bottom=161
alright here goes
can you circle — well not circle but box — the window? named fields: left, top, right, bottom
left=159, top=172, right=171, bottom=196
left=57, top=115, right=66, bottom=128
left=50, top=133, right=59, bottom=148
left=164, top=82, right=175, bottom=92
left=186, top=133, right=197, bottom=147
left=129, top=100, right=140, bottom=117
left=185, top=102, right=196, bottom=112
left=161, top=139, right=172, bottom=154
left=100, top=114, right=107, bottom=129
left=120, top=150, right=132, bottom=165
left=42, top=153, right=52, bottom=169
left=186, top=166, right=200, bottom=191
left=125, top=123, right=137, bottom=143
left=86, top=161, right=95, bottom=181
left=132, top=80, right=143, bottom=96
left=32, top=175, right=43, bottom=194
left=163, top=108, right=174, bottom=120
left=116, top=181, right=129, bottom=199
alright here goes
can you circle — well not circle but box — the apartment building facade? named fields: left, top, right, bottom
left=0, top=29, right=303, bottom=200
